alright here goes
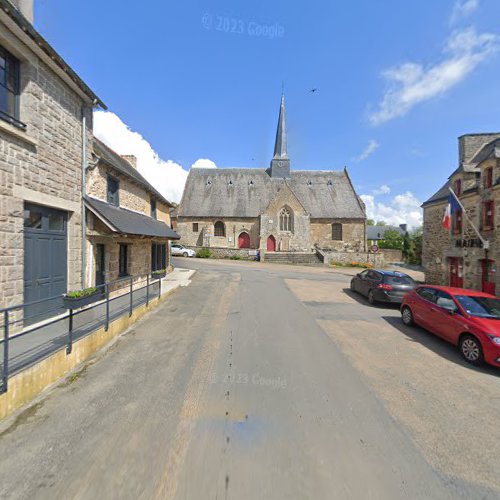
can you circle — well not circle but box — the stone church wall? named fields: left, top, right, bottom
left=310, top=219, right=365, bottom=252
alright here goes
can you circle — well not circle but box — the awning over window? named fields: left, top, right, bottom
left=84, top=196, right=180, bottom=239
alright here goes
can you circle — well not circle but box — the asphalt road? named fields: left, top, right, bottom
left=0, top=258, right=498, bottom=499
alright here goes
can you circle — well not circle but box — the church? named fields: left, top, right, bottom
left=177, top=96, right=367, bottom=254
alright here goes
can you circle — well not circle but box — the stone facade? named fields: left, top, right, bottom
left=423, top=134, right=500, bottom=293
left=0, top=17, right=96, bottom=310
left=311, top=219, right=365, bottom=252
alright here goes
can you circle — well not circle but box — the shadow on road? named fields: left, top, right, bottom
left=342, top=288, right=400, bottom=310
left=381, top=315, right=500, bottom=378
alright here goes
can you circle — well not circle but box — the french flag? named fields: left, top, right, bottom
left=442, top=191, right=462, bottom=230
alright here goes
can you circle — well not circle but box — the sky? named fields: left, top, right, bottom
left=35, top=0, right=500, bottom=228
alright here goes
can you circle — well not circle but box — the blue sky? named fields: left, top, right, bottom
left=36, top=0, right=500, bottom=226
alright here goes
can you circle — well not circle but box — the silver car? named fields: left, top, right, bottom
left=171, top=244, right=195, bottom=257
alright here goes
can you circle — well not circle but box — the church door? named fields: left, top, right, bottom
left=267, top=235, right=276, bottom=252
left=238, top=232, right=250, bottom=249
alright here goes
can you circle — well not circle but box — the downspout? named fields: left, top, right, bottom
left=81, top=106, right=87, bottom=288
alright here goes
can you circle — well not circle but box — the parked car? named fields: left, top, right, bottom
left=171, top=244, right=195, bottom=257
left=401, top=285, right=500, bottom=367
left=350, top=270, right=416, bottom=305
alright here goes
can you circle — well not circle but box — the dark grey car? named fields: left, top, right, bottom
left=350, top=270, right=417, bottom=305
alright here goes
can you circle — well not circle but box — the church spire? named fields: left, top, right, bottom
left=269, top=94, right=291, bottom=178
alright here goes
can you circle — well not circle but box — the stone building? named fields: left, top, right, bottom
left=0, top=0, right=104, bottom=320
left=177, top=96, right=366, bottom=255
left=422, top=133, right=500, bottom=294
left=84, top=139, right=178, bottom=288
left=0, top=0, right=179, bottom=324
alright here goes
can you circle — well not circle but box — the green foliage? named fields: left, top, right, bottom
left=330, top=261, right=374, bottom=269
left=196, top=248, right=212, bottom=259
left=66, top=287, right=97, bottom=299
left=376, top=221, right=387, bottom=226
left=378, top=229, right=404, bottom=250
left=230, top=255, right=242, bottom=260
left=152, top=268, right=166, bottom=275
left=406, top=227, right=423, bottom=265
left=367, top=219, right=375, bottom=226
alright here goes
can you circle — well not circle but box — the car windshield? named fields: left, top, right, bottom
left=384, top=275, right=415, bottom=286
left=454, top=295, right=500, bottom=319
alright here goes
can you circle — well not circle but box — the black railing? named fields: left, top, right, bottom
left=0, top=273, right=163, bottom=394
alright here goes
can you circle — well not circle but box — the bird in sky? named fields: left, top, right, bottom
left=309, top=88, right=319, bottom=93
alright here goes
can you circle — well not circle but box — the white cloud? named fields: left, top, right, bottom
left=369, top=27, right=499, bottom=125
left=191, top=158, right=217, bottom=169
left=93, top=111, right=218, bottom=203
left=361, top=191, right=423, bottom=228
left=372, top=184, right=391, bottom=196
left=355, top=139, right=380, bottom=162
left=450, top=0, right=479, bottom=24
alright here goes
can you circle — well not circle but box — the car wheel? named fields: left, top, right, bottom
left=368, top=289, right=375, bottom=305
left=183, top=252, right=188, bottom=257
left=459, top=335, right=484, bottom=365
left=401, top=306, right=414, bottom=326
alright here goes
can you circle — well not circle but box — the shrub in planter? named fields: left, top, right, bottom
left=63, top=287, right=100, bottom=309
left=151, top=268, right=167, bottom=279
left=196, top=248, right=212, bottom=259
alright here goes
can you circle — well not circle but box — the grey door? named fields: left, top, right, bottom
left=24, top=203, right=68, bottom=325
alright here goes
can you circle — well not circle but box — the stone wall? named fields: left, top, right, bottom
left=310, top=219, right=365, bottom=252
left=380, top=248, right=403, bottom=263
left=184, top=246, right=256, bottom=260
left=0, top=30, right=92, bottom=309
left=321, top=250, right=384, bottom=267
left=177, top=218, right=260, bottom=248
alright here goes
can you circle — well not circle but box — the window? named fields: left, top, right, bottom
left=151, top=243, right=167, bottom=272
left=107, top=175, right=119, bottom=206
left=279, top=207, right=293, bottom=232
left=214, top=220, right=225, bottom=237
left=367, top=271, right=382, bottom=281
left=119, top=244, right=129, bottom=277
left=416, top=287, right=436, bottom=302
left=434, top=290, right=458, bottom=312
left=0, top=46, right=22, bottom=128
left=483, top=200, right=494, bottom=229
left=332, top=223, right=343, bottom=240
left=150, top=197, right=157, bottom=219
left=454, top=179, right=462, bottom=196
left=453, top=209, right=462, bottom=234
left=484, top=167, right=493, bottom=189
left=192, top=223, right=199, bottom=232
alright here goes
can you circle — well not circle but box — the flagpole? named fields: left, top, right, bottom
left=448, top=187, right=489, bottom=250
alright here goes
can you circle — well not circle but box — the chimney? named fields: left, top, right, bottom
left=11, top=0, right=34, bottom=23
left=399, top=224, right=407, bottom=233
left=121, top=155, right=137, bottom=169
left=459, top=133, right=500, bottom=167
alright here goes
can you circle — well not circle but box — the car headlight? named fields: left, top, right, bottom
left=487, top=335, right=500, bottom=346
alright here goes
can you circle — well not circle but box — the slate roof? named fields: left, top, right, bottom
left=178, top=168, right=365, bottom=219
left=367, top=225, right=406, bottom=241
left=468, top=138, right=500, bottom=166
left=93, top=139, right=173, bottom=207
left=422, top=180, right=451, bottom=207
left=85, top=196, right=180, bottom=239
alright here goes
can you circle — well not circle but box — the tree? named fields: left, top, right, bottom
left=376, top=221, right=387, bottom=226
left=378, top=229, right=404, bottom=250
left=367, top=219, right=375, bottom=226
left=402, top=231, right=411, bottom=261
left=407, top=227, right=423, bottom=265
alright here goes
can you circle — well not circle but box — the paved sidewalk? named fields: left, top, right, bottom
left=1, top=268, right=195, bottom=379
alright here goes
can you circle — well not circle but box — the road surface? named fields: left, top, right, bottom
left=0, top=258, right=498, bottom=499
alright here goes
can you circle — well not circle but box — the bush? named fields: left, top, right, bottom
left=230, top=255, right=241, bottom=260
left=330, top=261, right=373, bottom=269
left=196, top=248, right=212, bottom=259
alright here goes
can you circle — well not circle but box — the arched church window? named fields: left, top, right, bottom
left=279, top=207, right=293, bottom=232
left=214, top=220, right=226, bottom=237
left=332, top=223, right=343, bottom=241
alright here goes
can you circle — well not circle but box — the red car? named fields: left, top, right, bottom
left=401, top=285, right=500, bottom=367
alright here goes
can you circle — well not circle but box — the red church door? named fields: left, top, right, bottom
left=267, top=235, right=276, bottom=252
left=238, top=232, right=250, bottom=249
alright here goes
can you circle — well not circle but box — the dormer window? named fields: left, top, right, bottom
left=0, top=45, right=22, bottom=128
left=150, top=196, right=157, bottom=219
left=107, top=175, right=119, bottom=206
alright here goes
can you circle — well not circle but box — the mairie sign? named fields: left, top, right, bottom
left=454, top=238, right=484, bottom=248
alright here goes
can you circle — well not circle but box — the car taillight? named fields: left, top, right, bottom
left=377, top=283, right=393, bottom=291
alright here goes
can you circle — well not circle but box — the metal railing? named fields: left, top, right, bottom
left=0, top=273, right=163, bottom=394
